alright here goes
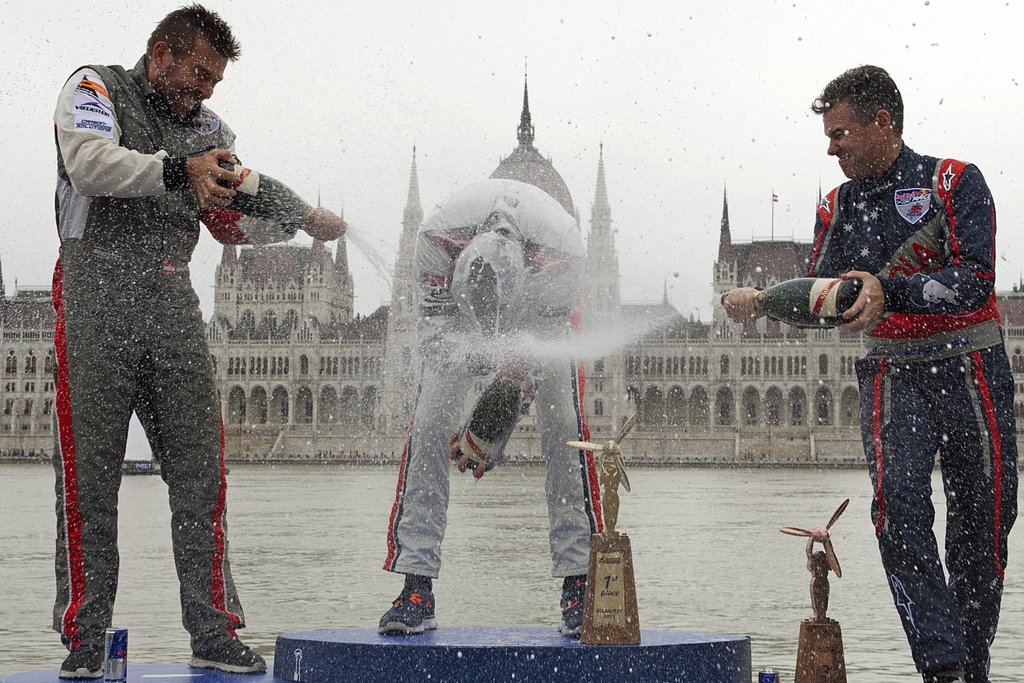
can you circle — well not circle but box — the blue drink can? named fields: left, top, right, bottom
left=758, top=670, right=778, bottom=683
left=103, top=628, right=127, bottom=682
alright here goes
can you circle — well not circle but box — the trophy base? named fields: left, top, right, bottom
left=795, top=618, right=847, bottom=683
left=580, top=533, right=640, bottom=645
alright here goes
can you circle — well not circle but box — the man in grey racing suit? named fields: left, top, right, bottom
left=381, top=178, right=603, bottom=637
left=51, top=5, right=346, bottom=678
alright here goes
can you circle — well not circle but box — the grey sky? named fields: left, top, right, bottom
left=2, top=0, right=1022, bottom=320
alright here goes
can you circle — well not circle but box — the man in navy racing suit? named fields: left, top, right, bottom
left=723, top=65, right=1017, bottom=683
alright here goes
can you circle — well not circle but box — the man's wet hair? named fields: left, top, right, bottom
left=811, top=65, right=903, bottom=135
left=147, top=4, right=241, bottom=60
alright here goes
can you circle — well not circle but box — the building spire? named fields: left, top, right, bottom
left=516, top=70, right=535, bottom=149
left=404, top=145, right=423, bottom=228
left=593, top=142, right=609, bottom=214
left=718, top=184, right=732, bottom=261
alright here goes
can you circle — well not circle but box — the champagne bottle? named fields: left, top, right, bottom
left=457, top=375, right=524, bottom=470
left=220, top=163, right=311, bottom=228
left=749, top=277, right=862, bottom=328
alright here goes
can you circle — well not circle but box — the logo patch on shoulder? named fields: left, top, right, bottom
left=193, top=111, right=221, bottom=136
left=72, top=73, right=114, bottom=139
left=894, top=188, right=931, bottom=225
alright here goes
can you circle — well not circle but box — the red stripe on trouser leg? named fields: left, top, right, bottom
left=52, top=258, right=86, bottom=648
left=211, top=418, right=241, bottom=633
left=971, top=352, right=1005, bottom=581
left=384, top=418, right=414, bottom=570
left=872, top=359, right=888, bottom=538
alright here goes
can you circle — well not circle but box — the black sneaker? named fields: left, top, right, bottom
left=559, top=575, right=587, bottom=637
left=59, top=644, right=102, bottom=679
left=189, top=635, right=266, bottom=674
left=378, top=586, right=437, bottom=635
left=923, top=667, right=967, bottom=683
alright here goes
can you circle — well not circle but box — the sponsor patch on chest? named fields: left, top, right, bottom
left=193, top=111, right=221, bottom=136
left=893, top=188, right=932, bottom=225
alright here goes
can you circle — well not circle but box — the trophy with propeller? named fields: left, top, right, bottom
left=780, top=498, right=850, bottom=683
left=566, top=412, right=640, bottom=645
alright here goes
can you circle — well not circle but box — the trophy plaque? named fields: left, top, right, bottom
left=780, top=499, right=850, bottom=683
left=566, top=413, right=640, bottom=645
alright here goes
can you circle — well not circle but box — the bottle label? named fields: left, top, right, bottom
left=231, top=165, right=260, bottom=196
left=809, top=278, right=843, bottom=318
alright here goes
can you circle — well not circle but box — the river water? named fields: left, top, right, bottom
left=0, top=462, right=1020, bottom=682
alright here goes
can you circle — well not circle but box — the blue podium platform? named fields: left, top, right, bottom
left=275, top=627, right=751, bottom=682
left=2, top=628, right=751, bottom=683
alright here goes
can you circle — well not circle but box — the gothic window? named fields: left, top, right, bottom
left=320, top=387, right=339, bottom=424
left=715, top=388, right=734, bottom=426
left=789, top=388, right=806, bottom=426
left=641, top=386, right=665, bottom=425
left=742, top=387, right=759, bottom=426
left=815, top=387, right=834, bottom=426
left=239, top=310, right=255, bottom=337
left=818, top=354, right=829, bottom=376
left=250, top=387, right=268, bottom=424
left=719, top=355, right=730, bottom=375
left=284, top=309, right=298, bottom=330
left=689, top=387, right=709, bottom=426
left=765, top=387, right=783, bottom=426
left=840, top=388, right=859, bottom=426
left=3, top=399, right=12, bottom=415
left=296, top=387, right=314, bottom=424
left=271, top=387, right=289, bottom=424
left=45, top=351, right=54, bottom=375
left=593, top=399, right=604, bottom=416
left=300, top=355, right=309, bottom=375
left=594, top=359, right=605, bottom=373
left=5, top=352, right=16, bottom=374
left=666, top=386, right=686, bottom=426
left=228, top=387, right=246, bottom=424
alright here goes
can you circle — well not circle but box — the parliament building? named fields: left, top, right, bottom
left=4, top=82, right=1024, bottom=462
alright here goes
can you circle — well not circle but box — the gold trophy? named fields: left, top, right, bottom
left=781, top=499, right=850, bottom=683
left=566, top=413, right=640, bottom=645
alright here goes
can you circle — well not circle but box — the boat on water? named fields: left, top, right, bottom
left=122, top=459, right=159, bottom=475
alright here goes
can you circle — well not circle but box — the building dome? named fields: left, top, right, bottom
left=490, top=78, right=576, bottom=217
